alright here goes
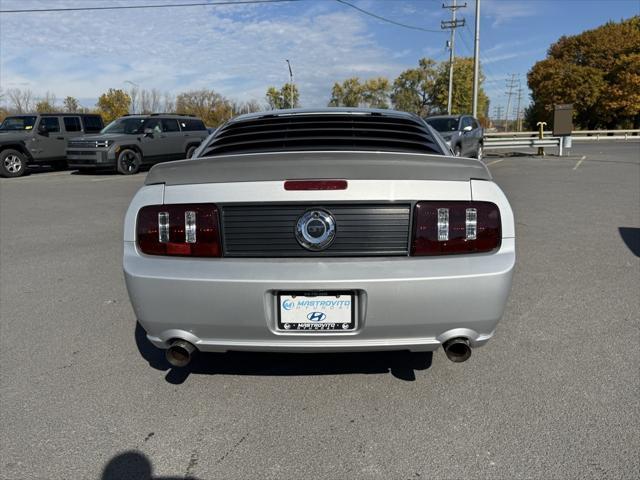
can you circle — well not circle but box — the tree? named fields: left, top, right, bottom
left=6, top=88, right=33, bottom=113
left=328, top=77, right=364, bottom=107
left=35, top=100, right=55, bottom=113
left=175, top=89, right=234, bottom=126
left=96, top=88, right=131, bottom=123
left=391, top=58, right=438, bottom=116
left=162, top=91, right=175, bottom=113
left=266, top=83, right=299, bottom=109
left=432, top=57, right=489, bottom=118
left=232, top=99, right=263, bottom=115
left=527, top=16, right=640, bottom=129
left=362, top=77, right=391, bottom=109
left=63, top=96, right=80, bottom=113
left=128, top=86, right=139, bottom=114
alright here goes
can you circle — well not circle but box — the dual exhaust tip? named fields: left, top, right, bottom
left=165, top=337, right=472, bottom=367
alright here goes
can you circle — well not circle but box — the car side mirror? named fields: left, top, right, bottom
left=463, top=125, right=473, bottom=132
left=37, top=124, right=49, bottom=136
left=143, top=128, right=154, bottom=137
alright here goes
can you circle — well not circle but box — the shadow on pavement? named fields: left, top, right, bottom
left=101, top=450, right=201, bottom=480
left=619, top=227, right=640, bottom=257
left=135, top=322, right=433, bottom=384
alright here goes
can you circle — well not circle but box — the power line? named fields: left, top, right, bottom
left=335, top=0, right=443, bottom=33
left=0, top=0, right=300, bottom=14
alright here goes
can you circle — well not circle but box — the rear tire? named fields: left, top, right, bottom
left=453, top=145, right=462, bottom=157
left=0, top=149, right=28, bottom=178
left=186, top=145, right=197, bottom=159
left=117, top=148, right=141, bottom=175
left=476, top=143, right=483, bottom=161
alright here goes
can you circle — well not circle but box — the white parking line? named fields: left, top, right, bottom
left=486, top=159, right=505, bottom=167
left=573, top=156, right=586, bottom=170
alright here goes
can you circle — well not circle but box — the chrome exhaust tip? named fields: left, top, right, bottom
left=443, top=338, right=472, bottom=363
left=166, top=340, right=197, bottom=368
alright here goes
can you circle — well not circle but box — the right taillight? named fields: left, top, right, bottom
left=411, top=201, right=501, bottom=256
left=136, top=203, right=221, bottom=257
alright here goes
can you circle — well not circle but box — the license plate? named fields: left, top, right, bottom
left=278, top=292, right=355, bottom=331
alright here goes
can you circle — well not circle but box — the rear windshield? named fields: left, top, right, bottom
left=200, top=113, right=444, bottom=157
left=0, top=116, right=37, bottom=131
left=426, top=118, right=459, bottom=132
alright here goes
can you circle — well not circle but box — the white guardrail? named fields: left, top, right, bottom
left=483, top=130, right=639, bottom=155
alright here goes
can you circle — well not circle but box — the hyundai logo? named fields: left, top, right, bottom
left=295, top=209, right=336, bottom=251
left=307, top=311, right=327, bottom=322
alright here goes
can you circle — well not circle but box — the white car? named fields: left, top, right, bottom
left=124, top=108, right=515, bottom=368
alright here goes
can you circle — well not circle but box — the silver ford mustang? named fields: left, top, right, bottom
left=124, top=108, right=515, bottom=367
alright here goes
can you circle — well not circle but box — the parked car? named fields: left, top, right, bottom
left=425, top=114, right=484, bottom=159
left=123, top=108, right=515, bottom=368
left=0, top=113, right=104, bottom=177
left=66, top=114, right=209, bottom=174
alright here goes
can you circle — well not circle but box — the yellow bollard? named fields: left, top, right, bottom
left=536, top=121, right=547, bottom=156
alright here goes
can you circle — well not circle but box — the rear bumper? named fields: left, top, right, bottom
left=124, top=239, right=515, bottom=353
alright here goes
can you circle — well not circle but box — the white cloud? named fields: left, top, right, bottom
left=482, top=0, right=539, bottom=27
left=0, top=0, right=409, bottom=107
left=483, top=48, right=543, bottom=65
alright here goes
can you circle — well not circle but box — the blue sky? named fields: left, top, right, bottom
left=1, top=0, right=638, bottom=116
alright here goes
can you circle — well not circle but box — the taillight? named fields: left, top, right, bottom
left=411, top=201, right=501, bottom=256
left=137, top=203, right=221, bottom=257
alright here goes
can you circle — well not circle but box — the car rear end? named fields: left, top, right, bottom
left=123, top=110, right=515, bottom=366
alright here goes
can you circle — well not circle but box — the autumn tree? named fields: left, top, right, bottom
left=35, top=92, right=57, bottom=113
left=266, top=83, right=300, bottom=109
left=527, top=16, right=640, bottom=129
left=96, top=89, right=131, bottom=123
left=432, top=57, right=489, bottom=117
left=328, top=78, right=364, bottom=107
left=176, top=89, right=234, bottom=126
left=391, top=58, right=439, bottom=116
left=63, top=96, right=80, bottom=113
left=35, top=100, right=55, bottom=113
left=362, top=78, right=391, bottom=109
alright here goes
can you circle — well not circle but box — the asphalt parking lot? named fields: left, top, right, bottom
left=1, top=141, right=638, bottom=480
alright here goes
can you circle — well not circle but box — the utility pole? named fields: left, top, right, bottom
left=285, top=59, right=294, bottom=109
left=471, top=0, right=480, bottom=117
left=515, top=83, right=523, bottom=132
left=493, top=105, right=503, bottom=130
left=441, top=1, right=466, bottom=115
left=504, top=73, right=518, bottom=132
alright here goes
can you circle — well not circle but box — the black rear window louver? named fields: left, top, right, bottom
left=201, top=113, right=441, bottom=156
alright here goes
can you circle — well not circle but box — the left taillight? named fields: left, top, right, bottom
left=136, top=203, right=222, bottom=257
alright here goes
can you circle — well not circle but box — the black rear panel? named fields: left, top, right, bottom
left=221, top=203, right=411, bottom=257
left=201, top=113, right=441, bottom=156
